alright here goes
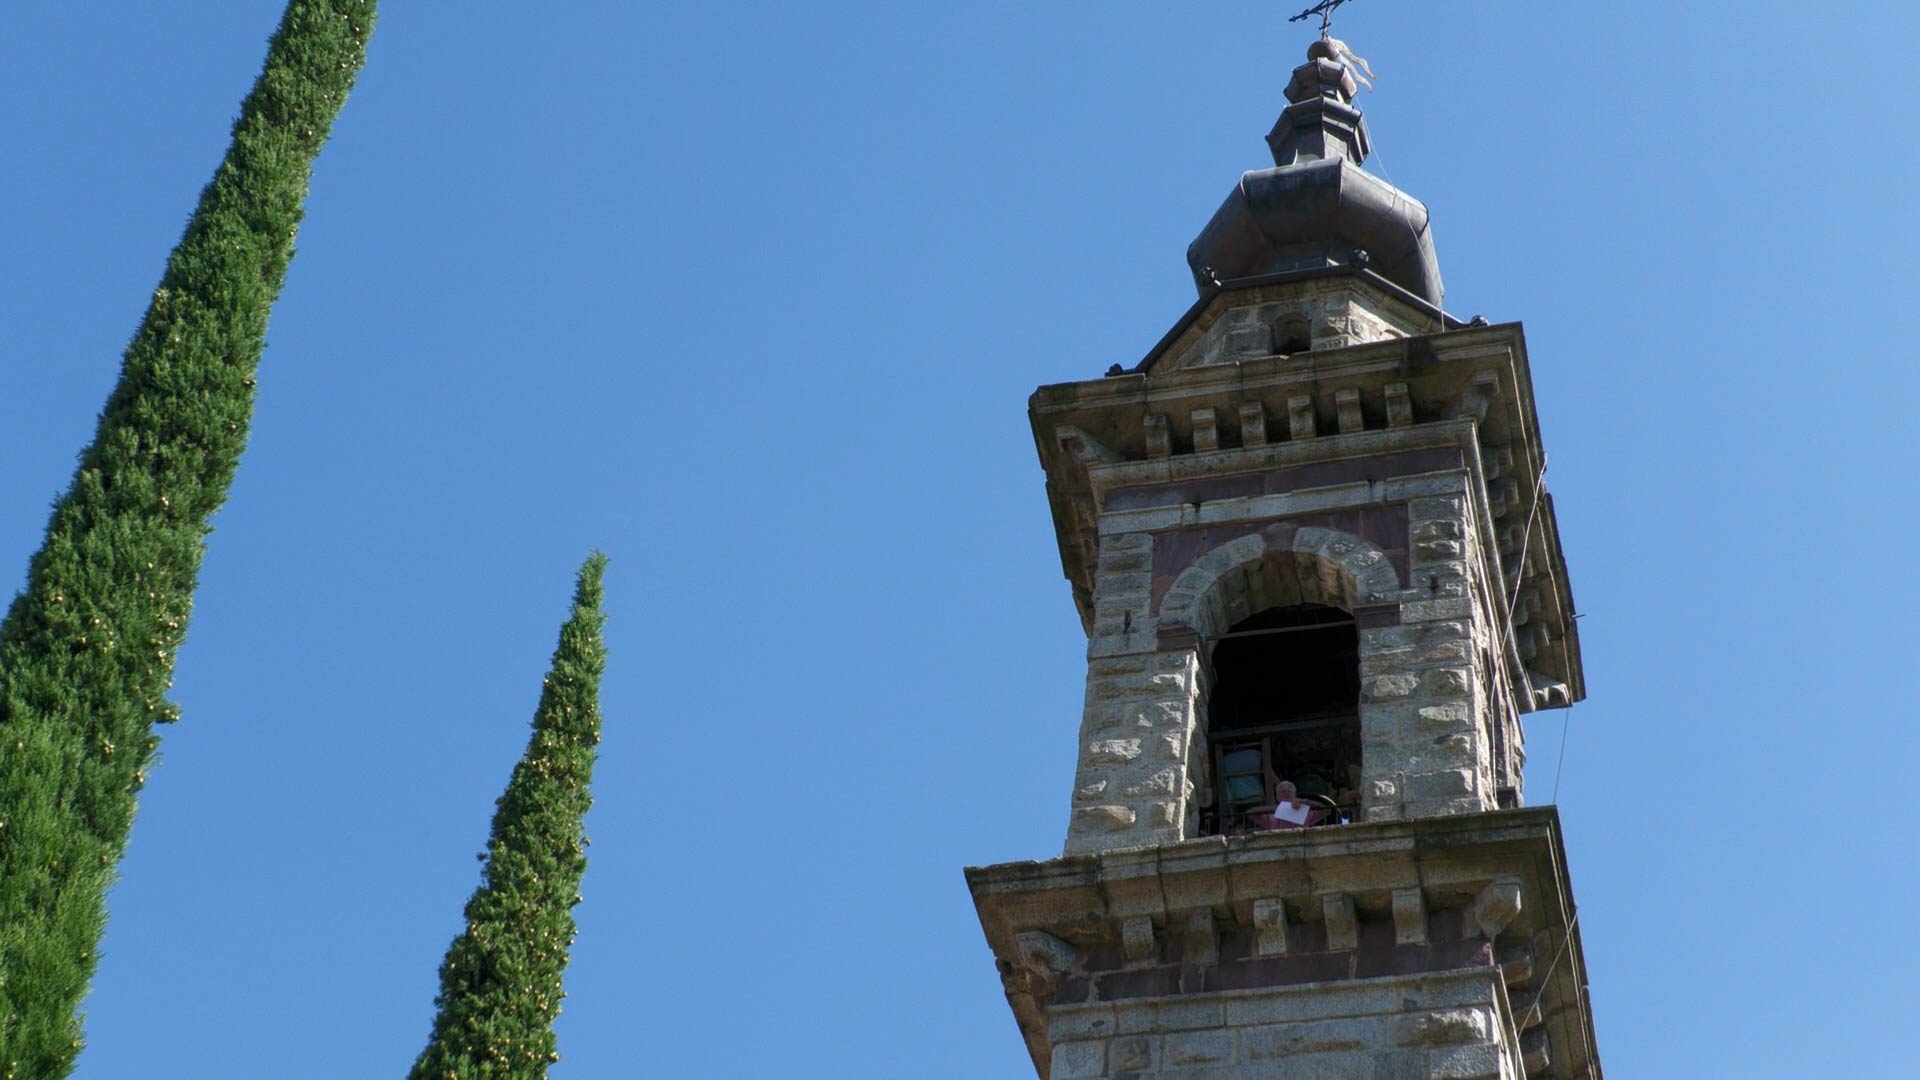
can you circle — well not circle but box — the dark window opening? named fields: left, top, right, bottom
left=1274, top=316, right=1312, bottom=355
left=1198, top=604, right=1363, bottom=835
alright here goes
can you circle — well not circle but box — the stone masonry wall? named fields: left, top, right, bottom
left=1066, top=472, right=1515, bottom=855
left=1045, top=970, right=1522, bottom=1080
left=1360, top=492, right=1504, bottom=822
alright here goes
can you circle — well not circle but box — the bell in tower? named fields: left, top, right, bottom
left=968, top=31, right=1602, bottom=1080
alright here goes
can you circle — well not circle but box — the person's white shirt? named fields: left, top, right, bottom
left=1269, top=800, right=1311, bottom=825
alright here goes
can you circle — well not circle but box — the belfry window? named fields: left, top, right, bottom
left=1198, top=603, right=1363, bottom=835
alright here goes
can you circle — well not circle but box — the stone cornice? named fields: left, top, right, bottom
left=967, top=808, right=1599, bottom=1079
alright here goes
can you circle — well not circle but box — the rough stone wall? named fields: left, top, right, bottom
left=1069, top=648, right=1204, bottom=851
left=1163, top=281, right=1433, bottom=372
left=1045, top=970, right=1522, bottom=1080
left=1065, top=472, right=1518, bottom=855
left=1360, top=493, right=1505, bottom=822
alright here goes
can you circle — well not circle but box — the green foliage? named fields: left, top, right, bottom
left=0, top=2, right=377, bottom=1074
left=410, top=555, right=609, bottom=1080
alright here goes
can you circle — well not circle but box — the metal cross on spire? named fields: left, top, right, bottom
left=1289, top=0, right=1359, bottom=38
left=1289, top=0, right=1376, bottom=91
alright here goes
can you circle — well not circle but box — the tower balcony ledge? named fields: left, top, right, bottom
left=967, top=807, right=1599, bottom=1079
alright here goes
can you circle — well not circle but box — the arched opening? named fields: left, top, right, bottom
left=1198, top=603, right=1363, bottom=835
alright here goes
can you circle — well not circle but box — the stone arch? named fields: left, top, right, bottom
left=1158, top=525, right=1401, bottom=644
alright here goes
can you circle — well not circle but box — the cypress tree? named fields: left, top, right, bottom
left=0, top=3, right=377, bottom=1074
left=410, top=554, right=609, bottom=1080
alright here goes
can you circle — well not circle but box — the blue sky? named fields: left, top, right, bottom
left=3, top=2, right=1917, bottom=1076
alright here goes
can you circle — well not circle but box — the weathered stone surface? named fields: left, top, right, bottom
left=1050, top=1008, right=1119, bottom=1045
left=1076, top=805, right=1137, bottom=831
left=1391, top=1008, right=1493, bottom=1047
left=1182, top=910, right=1219, bottom=966
left=1322, top=893, right=1358, bottom=952
left=1242, top=1019, right=1371, bottom=1058
left=1122, top=917, right=1157, bottom=962
left=1110, top=1036, right=1157, bottom=1073
left=1121, top=768, right=1179, bottom=798
left=1336, top=388, right=1365, bottom=434
left=1252, top=898, right=1290, bottom=957
left=1015, top=931, right=1080, bottom=980
left=1421, top=668, right=1472, bottom=698
left=1369, top=673, right=1420, bottom=701
left=1288, top=395, right=1317, bottom=440
left=1050, top=1039, right=1107, bottom=1079
left=1086, top=739, right=1144, bottom=765
left=1166, top=1030, right=1235, bottom=1066
left=1239, top=402, right=1268, bottom=447
left=1192, top=407, right=1220, bottom=452
left=1470, top=877, right=1523, bottom=941
left=1406, top=769, right=1474, bottom=800
left=1393, top=887, right=1428, bottom=946
left=1160, top=1001, right=1227, bottom=1032
left=1426, top=1042, right=1506, bottom=1079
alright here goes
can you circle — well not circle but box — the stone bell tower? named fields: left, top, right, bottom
left=967, top=38, right=1603, bottom=1079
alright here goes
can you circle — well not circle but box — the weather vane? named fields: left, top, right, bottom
left=1289, top=0, right=1375, bottom=91
left=1289, top=0, right=1357, bottom=38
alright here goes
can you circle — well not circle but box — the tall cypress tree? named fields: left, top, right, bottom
left=0, top=3, right=377, bottom=1074
left=410, top=554, right=609, bottom=1080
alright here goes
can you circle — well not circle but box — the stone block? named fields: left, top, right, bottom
left=1470, top=878, right=1523, bottom=941
left=1386, top=382, right=1413, bottom=427
left=1086, top=739, right=1144, bottom=765
left=1405, top=770, right=1474, bottom=800
left=1115, top=1003, right=1157, bottom=1035
left=1110, top=1036, right=1158, bottom=1073
left=1182, top=909, right=1219, bottom=966
left=1159, top=1001, right=1226, bottom=1032
left=1418, top=639, right=1472, bottom=664
left=1166, top=1030, right=1235, bottom=1066
left=1241, top=1019, right=1371, bottom=1058
left=1410, top=517, right=1462, bottom=542
left=1322, top=893, right=1358, bottom=951
left=1224, top=983, right=1402, bottom=1027
left=1145, top=413, right=1170, bottom=459
left=1419, top=668, right=1473, bottom=700
left=1120, top=768, right=1179, bottom=798
left=1393, top=888, right=1428, bottom=946
left=1051, top=1039, right=1108, bottom=1079
left=1368, top=674, right=1420, bottom=701
left=1389, top=1008, right=1493, bottom=1048
left=1412, top=703, right=1472, bottom=733
left=1239, top=402, right=1268, bottom=447
left=1192, top=407, right=1220, bottom=452
left=1075, top=805, right=1137, bottom=831
left=1015, top=931, right=1079, bottom=983
left=1426, top=1042, right=1505, bottom=1079
left=1253, top=898, right=1290, bottom=957
left=1050, top=1007, right=1119, bottom=1042
left=1409, top=496, right=1467, bottom=521
left=1336, top=387, right=1365, bottom=434
left=1288, top=395, right=1317, bottom=440
left=1401, top=598, right=1473, bottom=623
left=1122, top=917, right=1157, bottom=962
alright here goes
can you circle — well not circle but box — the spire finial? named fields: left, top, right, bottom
left=1292, top=0, right=1376, bottom=93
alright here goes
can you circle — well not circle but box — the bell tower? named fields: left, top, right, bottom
left=968, top=36, right=1602, bottom=1080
